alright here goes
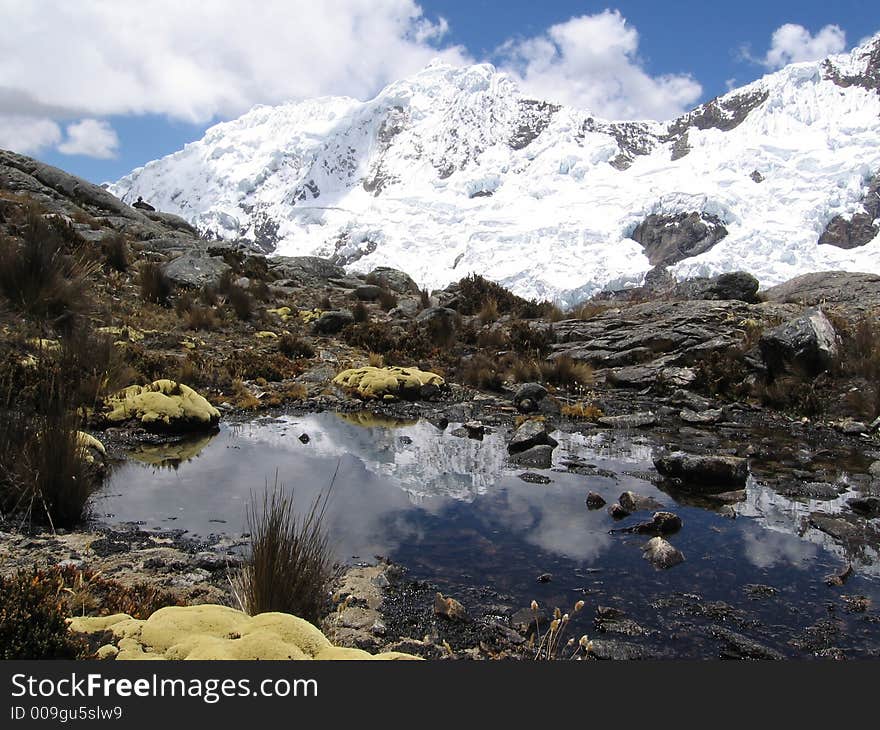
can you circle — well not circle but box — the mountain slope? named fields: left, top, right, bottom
left=110, top=37, right=880, bottom=305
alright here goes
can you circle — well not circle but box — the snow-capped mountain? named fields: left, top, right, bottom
left=111, top=36, right=880, bottom=305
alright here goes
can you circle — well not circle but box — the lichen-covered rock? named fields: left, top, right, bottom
left=76, top=432, right=106, bottom=465
left=98, top=380, right=220, bottom=432
left=333, top=366, right=444, bottom=401
left=68, top=605, right=418, bottom=661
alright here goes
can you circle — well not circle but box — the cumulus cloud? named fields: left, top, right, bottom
left=58, top=119, right=120, bottom=159
left=0, top=2, right=711, bottom=157
left=495, top=10, right=702, bottom=120
left=0, top=116, right=61, bottom=154
left=752, top=23, right=847, bottom=69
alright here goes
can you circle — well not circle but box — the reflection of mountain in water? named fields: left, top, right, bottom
left=739, top=478, right=880, bottom=576
left=234, top=415, right=508, bottom=503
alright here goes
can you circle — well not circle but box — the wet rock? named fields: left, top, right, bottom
left=776, top=481, right=844, bottom=501
left=654, top=451, right=748, bottom=491
left=642, top=536, right=684, bottom=569
left=585, top=492, right=607, bottom=509
left=587, top=640, right=661, bottom=660
left=849, top=497, right=880, bottom=517
left=462, top=421, right=485, bottom=439
left=825, top=564, right=853, bottom=587
left=626, top=511, right=682, bottom=536
left=608, top=503, right=630, bottom=519
left=759, top=307, right=839, bottom=377
left=313, top=309, right=354, bottom=335
left=509, top=445, right=554, bottom=469
left=709, top=626, right=785, bottom=660
left=618, top=491, right=664, bottom=513
left=680, top=408, right=723, bottom=425
left=536, top=573, right=552, bottom=583
left=433, top=592, right=467, bottom=621
left=519, top=472, right=551, bottom=485
left=598, top=412, right=657, bottom=429
left=298, top=433, right=310, bottom=444
left=508, top=419, right=558, bottom=454
left=808, top=512, right=880, bottom=545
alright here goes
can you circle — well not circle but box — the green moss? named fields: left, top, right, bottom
left=99, top=379, right=220, bottom=431
left=333, top=366, right=444, bottom=400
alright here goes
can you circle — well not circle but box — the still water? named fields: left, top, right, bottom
left=97, top=412, right=880, bottom=657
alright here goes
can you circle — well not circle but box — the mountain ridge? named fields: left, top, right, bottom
left=110, top=35, right=880, bottom=305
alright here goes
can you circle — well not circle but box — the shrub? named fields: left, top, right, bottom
left=186, top=305, right=218, bottom=331
left=478, top=297, right=500, bottom=324
left=279, top=333, right=315, bottom=359
left=102, top=233, right=130, bottom=273
left=231, top=480, right=336, bottom=623
left=509, top=320, right=553, bottom=355
left=561, top=401, right=604, bottom=421
left=419, top=288, right=431, bottom=310
left=342, top=321, right=399, bottom=354
left=352, top=301, right=369, bottom=323
left=0, top=374, right=100, bottom=529
left=0, top=568, right=86, bottom=659
left=540, top=356, right=594, bottom=388
left=174, top=291, right=195, bottom=317
left=318, top=294, right=332, bottom=310
left=0, top=210, right=94, bottom=330
left=199, top=284, right=219, bottom=307
left=377, top=288, right=398, bottom=312
left=226, top=284, right=253, bottom=321
left=460, top=353, right=505, bottom=391
left=507, top=356, right=542, bottom=383
left=571, top=302, right=610, bottom=320
left=139, top=262, right=172, bottom=305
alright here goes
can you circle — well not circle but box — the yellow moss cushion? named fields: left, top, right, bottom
left=68, top=605, right=419, bottom=661
left=333, top=366, right=444, bottom=400
left=100, top=380, right=220, bottom=430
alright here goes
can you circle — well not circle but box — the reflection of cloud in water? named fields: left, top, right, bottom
left=741, top=523, right=818, bottom=569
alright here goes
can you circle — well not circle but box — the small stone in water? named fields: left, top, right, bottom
left=586, top=491, right=606, bottom=509
left=298, top=433, right=310, bottom=444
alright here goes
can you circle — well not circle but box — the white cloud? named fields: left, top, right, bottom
left=495, top=10, right=702, bottom=120
left=0, top=0, right=467, bottom=124
left=58, top=119, right=120, bottom=159
left=0, top=2, right=709, bottom=157
left=0, top=115, right=61, bottom=154
left=757, top=23, right=847, bottom=69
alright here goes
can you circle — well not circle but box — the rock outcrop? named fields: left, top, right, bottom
left=630, top=212, right=728, bottom=267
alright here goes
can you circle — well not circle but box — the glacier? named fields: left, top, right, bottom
left=110, top=37, right=880, bottom=306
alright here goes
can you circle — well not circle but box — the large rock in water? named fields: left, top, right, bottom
left=630, top=212, right=728, bottom=267
left=654, top=451, right=748, bottom=491
left=508, top=419, right=559, bottom=454
left=759, top=307, right=839, bottom=377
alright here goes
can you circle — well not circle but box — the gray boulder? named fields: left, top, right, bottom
left=509, top=445, right=554, bottom=469
left=642, top=537, right=684, bottom=569
left=508, top=419, right=558, bottom=454
left=313, top=310, right=354, bottom=335
left=759, top=307, right=839, bottom=377
left=367, top=267, right=420, bottom=294
left=673, top=271, right=760, bottom=303
left=654, top=451, right=748, bottom=490
left=162, top=253, right=231, bottom=289
left=354, top=284, right=383, bottom=301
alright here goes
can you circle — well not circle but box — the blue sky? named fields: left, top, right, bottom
left=0, top=0, right=876, bottom=184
